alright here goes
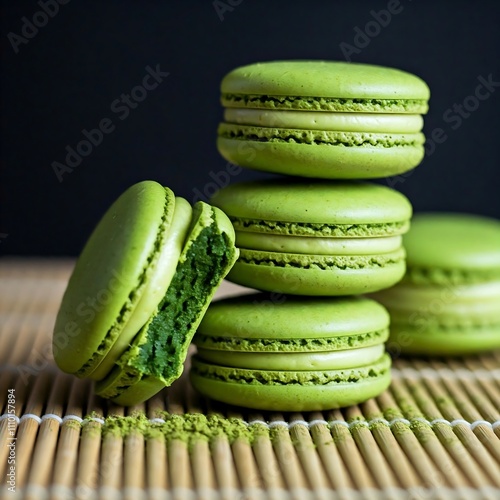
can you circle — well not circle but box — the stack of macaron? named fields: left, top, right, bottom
left=190, top=61, right=431, bottom=410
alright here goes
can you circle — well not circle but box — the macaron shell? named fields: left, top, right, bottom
left=190, top=354, right=391, bottom=411
left=404, top=213, right=500, bottom=275
left=197, top=294, right=389, bottom=340
left=371, top=281, right=500, bottom=323
left=227, top=249, right=406, bottom=295
left=53, top=181, right=173, bottom=375
left=387, top=325, right=500, bottom=356
left=210, top=179, right=413, bottom=226
left=221, top=61, right=430, bottom=102
left=96, top=368, right=167, bottom=407
left=217, top=136, right=424, bottom=179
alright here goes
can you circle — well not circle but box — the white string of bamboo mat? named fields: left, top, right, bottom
left=2, top=412, right=499, bottom=431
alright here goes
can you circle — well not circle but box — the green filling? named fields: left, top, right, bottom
left=238, top=248, right=405, bottom=271
left=192, top=355, right=390, bottom=386
left=231, top=218, right=409, bottom=237
left=194, top=329, right=388, bottom=352
left=218, top=124, right=424, bottom=148
left=135, top=225, right=233, bottom=379
left=221, top=94, right=428, bottom=113
left=99, top=221, right=235, bottom=399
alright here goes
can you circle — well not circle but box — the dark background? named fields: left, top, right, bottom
left=1, top=0, right=499, bottom=256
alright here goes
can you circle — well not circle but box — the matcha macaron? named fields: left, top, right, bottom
left=218, top=61, right=429, bottom=179
left=53, top=181, right=238, bottom=405
left=191, top=294, right=391, bottom=411
left=371, top=213, right=500, bottom=355
left=211, top=178, right=412, bottom=295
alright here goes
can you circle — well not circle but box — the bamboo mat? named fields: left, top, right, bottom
left=0, top=259, right=499, bottom=500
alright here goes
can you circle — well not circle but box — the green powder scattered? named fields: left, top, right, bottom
left=409, top=420, right=434, bottom=437
left=269, top=424, right=287, bottom=444
left=81, top=412, right=258, bottom=448
left=73, top=409, right=457, bottom=449
left=383, top=407, right=405, bottom=421
left=368, top=421, right=390, bottom=433
left=64, top=419, right=84, bottom=432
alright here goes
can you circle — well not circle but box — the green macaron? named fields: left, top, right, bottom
left=190, top=294, right=391, bottom=411
left=210, top=178, right=412, bottom=295
left=371, top=213, right=500, bottom=356
left=53, top=181, right=239, bottom=405
left=217, top=60, right=429, bottom=179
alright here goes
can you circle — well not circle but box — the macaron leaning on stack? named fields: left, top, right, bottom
left=190, top=61, right=431, bottom=411
left=53, top=181, right=239, bottom=406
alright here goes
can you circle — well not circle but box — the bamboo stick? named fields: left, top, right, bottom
left=389, top=376, right=464, bottom=489
left=418, top=360, right=500, bottom=487
left=25, top=373, right=69, bottom=497
left=324, top=409, right=377, bottom=493
left=15, top=370, right=54, bottom=488
left=268, top=414, right=309, bottom=494
left=361, top=398, right=421, bottom=489
left=406, top=360, right=490, bottom=489
left=247, top=412, right=286, bottom=497
left=287, top=414, right=331, bottom=495
left=345, top=404, right=399, bottom=491
left=376, top=388, right=447, bottom=492
left=226, top=410, right=263, bottom=497
left=307, top=411, right=354, bottom=494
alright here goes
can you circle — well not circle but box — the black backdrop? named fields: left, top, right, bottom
left=1, top=0, right=499, bottom=256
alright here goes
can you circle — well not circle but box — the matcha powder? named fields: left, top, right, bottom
left=84, top=412, right=265, bottom=448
